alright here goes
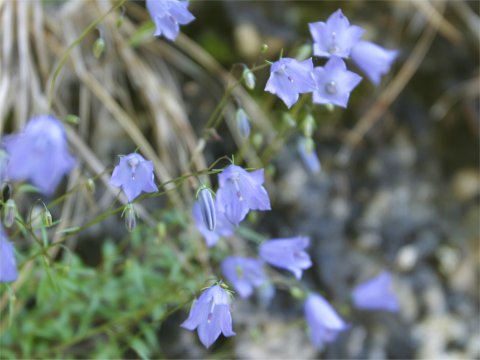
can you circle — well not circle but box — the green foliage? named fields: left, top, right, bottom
left=0, top=218, right=207, bottom=359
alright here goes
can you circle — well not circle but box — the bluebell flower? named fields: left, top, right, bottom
left=298, top=137, right=321, bottom=174
left=259, top=237, right=312, bottom=279
left=3, top=115, right=75, bottom=196
left=181, top=284, right=236, bottom=348
left=0, top=226, right=17, bottom=282
left=110, top=153, right=158, bottom=202
left=192, top=197, right=234, bottom=247
left=312, top=56, right=362, bottom=108
left=221, top=256, right=267, bottom=298
left=265, top=58, right=316, bottom=108
left=216, top=165, right=271, bottom=225
left=304, top=293, right=348, bottom=349
left=146, top=0, right=195, bottom=41
left=352, top=271, right=399, bottom=312
left=309, top=9, right=365, bottom=58
left=351, top=41, right=398, bottom=86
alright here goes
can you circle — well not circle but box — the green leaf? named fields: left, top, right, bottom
left=130, top=338, right=150, bottom=360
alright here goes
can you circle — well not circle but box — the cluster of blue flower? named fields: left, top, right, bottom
left=265, top=9, right=398, bottom=109
left=0, top=0, right=401, bottom=353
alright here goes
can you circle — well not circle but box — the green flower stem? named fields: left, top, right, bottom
left=47, top=0, right=128, bottom=111
left=204, top=62, right=270, bottom=131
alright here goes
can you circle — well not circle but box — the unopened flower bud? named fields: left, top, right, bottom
left=1, top=183, right=12, bottom=203
left=236, top=108, right=251, bottom=138
left=243, top=68, right=256, bottom=90
left=42, top=207, right=53, bottom=227
left=252, top=133, right=263, bottom=149
left=64, top=114, right=79, bottom=125
left=325, top=103, right=335, bottom=112
left=157, top=222, right=166, bottom=239
left=93, top=37, right=105, bottom=59
left=3, top=199, right=16, bottom=228
left=116, top=9, right=125, bottom=28
left=197, top=188, right=216, bottom=231
left=302, top=114, right=315, bottom=138
left=260, top=44, right=269, bottom=54
left=122, top=203, right=137, bottom=232
left=86, top=178, right=95, bottom=194
left=282, top=113, right=296, bottom=128
left=295, top=43, right=313, bottom=61
left=290, top=286, right=306, bottom=300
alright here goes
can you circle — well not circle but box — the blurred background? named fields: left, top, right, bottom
left=0, top=0, right=478, bottom=358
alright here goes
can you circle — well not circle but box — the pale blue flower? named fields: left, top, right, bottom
left=309, top=9, right=365, bottom=58
left=312, top=56, right=362, bottom=108
left=221, top=256, right=267, bottom=298
left=351, top=40, right=398, bottom=85
left=0, top=226, right=17, bottom=283
left=110, top=153, right=158, bottom=202
left=259, top=237, right=312, bottom=279
left=216, top=165, right=271, bottom=225
left=146, top=0, right=195, bottom=41
left=3, top=115, right=75, bottom=195
left=265, top=58, right=316, bottom=108
left=304, top=294, right=348, bottom=349
left=352, top=271, right=399, bottom=312
left=181, top=285, right=236, bottom=348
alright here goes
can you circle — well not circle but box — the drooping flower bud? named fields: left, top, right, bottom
left=42, top=206, right=53, bottom=227
left=282, top=113, right=296, bottom=128
left=86, top=178, right=95, bottom=194
left=122, top=203, right=137, bottom=232
left=3, top=199, right=16, bottom=228
left=295, top=43, right=313, bottom=61
left=157, top=222, right=166, bottom=239
left=197, top=188, right=216, bottom=231
left=93, top=37, right=105, bottom=59
left=1, top=183, right=11, bottom=204
left=236, top=108, right=251, bottom=138
left=243, top=68, right=256, bottom=90
left=63, top=114, right=79, bottom=125
left=252, top=133, right=263, bottom=149
left=116, top=7, right=125, bottom=28
left=302, top=114, right=315, bottom=138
